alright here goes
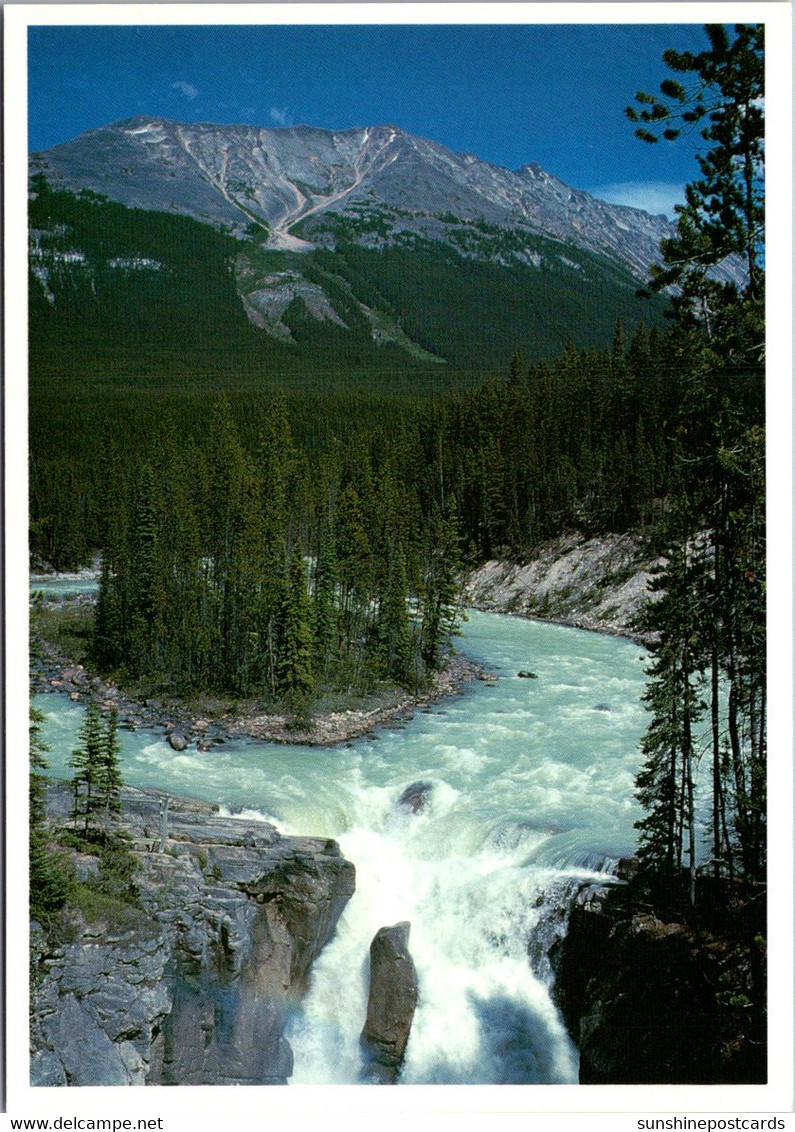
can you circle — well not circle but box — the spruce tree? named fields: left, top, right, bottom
left=373, top=547, right=414, bottom=688
left=635, top=529, right=706, bottom=903
left=335, top=483, right=373, bottom=655
left=630, top=23, right=766, bottom=899
left=100, top=708, right=123, bottom=833
left=312, top=525, right=340, bottom=677
left=30, top=698, right=71, bottom=921
left=277, top=554, right=315, bottom=698
left=420, top=496, right=464, bottom=672
left=70, top=698, right=108, bottom=838
left=627, top=24, right=764, bottom=368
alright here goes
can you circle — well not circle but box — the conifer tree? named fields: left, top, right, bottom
left=93, top=556, right=115, bottom=669
left=69, top=697, right=107, bottom=837
left=635, top=526, right=706, bottom=903
left=312, top=525, right=340, bottom=677
left=627, top=24, right=764, bottom=367
left=30, top=701, right=50, bottom=833
left=420, top=497, right=464, bottom=672
left=277, top=554, right=315, bottom=698
left=100, top=708, right=123, bottom=831
left=335, top=483, right=373, bottom=651
left=30, top=698, right=71, bottom=921
left=68, top=700, right=124, bottom=842
left=373, top=547, right=414, bottom=688
left=631, top=23, right=765, bottom=899
left=263, top=534, right=289, bottom=698
left=132, top=462, right=160, bottom=624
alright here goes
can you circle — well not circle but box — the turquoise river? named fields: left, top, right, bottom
left=36, top=609, right=652, bottom=1085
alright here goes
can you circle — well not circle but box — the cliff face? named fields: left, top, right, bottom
left=30, top=787, right=355, bottom=1086
left=550, top=872, right=767, bottom=1085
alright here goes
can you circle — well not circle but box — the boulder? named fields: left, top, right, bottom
left=71, top=852, right=101, bottom=882
left=398, top=781, right=433, bottom=814
left=360, top=921, right=418, bottom=1082
left=168, top=731, right=188, bottom=752
left=517, top=670, right=538, bottom=679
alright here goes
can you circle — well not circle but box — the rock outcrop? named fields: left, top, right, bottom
left=466, top=531, right=662, bottom=640
left=30, top=786, right=355, bottom=1086
left=360, top=922, right=418, bottom=1083
left=550, top=870, right=767, bottom=1084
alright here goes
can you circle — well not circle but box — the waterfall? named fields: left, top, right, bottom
left=36, top=610, right=650, bottom=1085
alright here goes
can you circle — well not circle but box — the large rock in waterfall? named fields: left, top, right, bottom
left=360, top=921, right=419, bottom=1082
left=398, top=781, right=433, bottom=814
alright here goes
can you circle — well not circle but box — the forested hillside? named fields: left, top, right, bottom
left=29, top=24, right=765, bottom=881
left=29, top=174, right=665, bottom=574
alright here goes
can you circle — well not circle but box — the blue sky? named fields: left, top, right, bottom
left=28, top=21, right=716, bottom=217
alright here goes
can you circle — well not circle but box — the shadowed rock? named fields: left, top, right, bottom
left=398, top=781, right=433, bottom=814
left=360, top=921, right=418, bottom=1083
left=550, top=872, right=767, bottom=1084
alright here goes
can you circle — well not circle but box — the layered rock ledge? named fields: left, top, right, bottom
left=30, top=785, right=355, bottom=1086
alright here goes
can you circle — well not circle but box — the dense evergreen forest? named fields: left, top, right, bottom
left=28, top=164, right=666, bottom=574
left=627, top=22, right=765, bottom=893
left=30, top=25, right=765, bottom=902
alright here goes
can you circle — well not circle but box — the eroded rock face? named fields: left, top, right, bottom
left=465, top=532, right=662, bottom=640
left=360, top=922, right=418, bottom=1083
left=30, top=786, right=355, bottom=1087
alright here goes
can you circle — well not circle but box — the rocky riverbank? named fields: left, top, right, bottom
left=31, top=784, right=355, bottom=1086
left=31, top=530, right=652, bottom=752
left=465, top=531, right=661, bottom=641
left=31, top=631, right=485, bottom=749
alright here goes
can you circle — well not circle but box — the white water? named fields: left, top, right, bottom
left=35, top=610, right=649, bottom=1085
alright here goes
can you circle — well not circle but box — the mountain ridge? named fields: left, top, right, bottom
left=30, top=115, right=673, bottom=279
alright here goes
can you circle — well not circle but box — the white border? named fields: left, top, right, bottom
left=5, top=4, right=793, bottom=1125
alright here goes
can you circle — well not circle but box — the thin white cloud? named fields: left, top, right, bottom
left=589, top=181, right=685, bottom=220
left=270, top=106, right=289, bottom=126
left=172, top=80, right=199, bottom=101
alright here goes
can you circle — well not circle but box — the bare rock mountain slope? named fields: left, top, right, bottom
left=31, top=117, right=673, bottom=279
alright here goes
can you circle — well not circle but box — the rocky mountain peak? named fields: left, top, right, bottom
left=30, top=115, right=678, bottom=280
